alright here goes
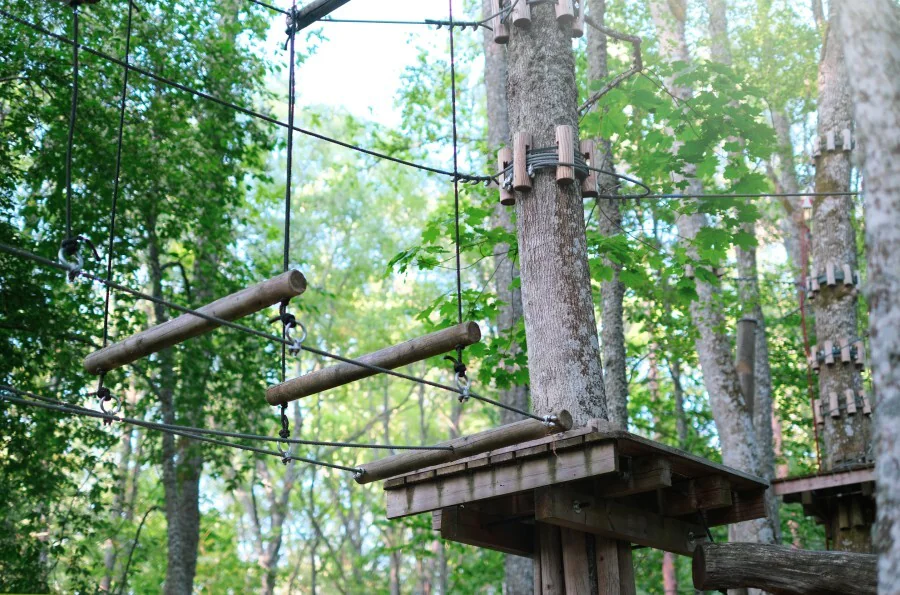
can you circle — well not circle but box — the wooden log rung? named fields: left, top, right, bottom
left=266, top=321, right=482, bottom=406
left=83, top=270, right=307, bottom=375
left=355, top=411, right=573, bottom=484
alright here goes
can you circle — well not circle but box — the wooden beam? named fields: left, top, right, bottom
left=434, top=507, right=534, bottom=558
left=595, top=456, right=672, bottom=498
left=595, top=536, right=636, bottom=595
left=773, top=466, right=875, bottom=497
left=266, top=322, right=482, bottom=405
left=701, top=488, right=768, bottom=527
left=386, top=441, right=618, bottom=518
left=692, top=543, right=876, bottom=595
left=536, top=524, right=565, bottom=594
left=355, top=412, right=572, bottom=484
left=83, top=270, right=306, bottom=375
left=663, top=475, right=733, bottom=517
left=534, top=485, right=708, bottom=557
left=292, top=0, right=352, bottom=31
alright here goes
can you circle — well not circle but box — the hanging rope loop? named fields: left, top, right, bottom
left=58, top=235, right=100, bottom=281
left=283, top=5, right=301, bottom=49
left=444, top=353, right=469, bottom=402
left=277, top=403, right=292, bottom=464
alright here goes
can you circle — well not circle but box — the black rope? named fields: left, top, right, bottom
left=0, top=10, right=492, bottom=186
left=63, top=4, right=80, bottom=245
left=102, top=0, right=135, bottom=351
left=0, top=242, right=544, bottom=422
left=0, top=388, right=362, bottom=473
left=0, top=385, right=452, bottom=452
left=447, top=0, right=465, bottom=375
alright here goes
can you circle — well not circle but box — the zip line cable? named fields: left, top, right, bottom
left=0, top=385, right=453, bottom=453
left=63, top=4, right=80, bottom=245
left=0, top=388, right=362, bottom=473
left=448, top=2, right=464, bottom=337
left=0, top=242, right=543, bottom=423
left=0, top=9, right=492, bottom=186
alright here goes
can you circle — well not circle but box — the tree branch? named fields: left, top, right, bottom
left=579, top=16, right=643, bottom=114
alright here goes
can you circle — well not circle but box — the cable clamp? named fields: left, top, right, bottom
left=58, top=235, right=100, bottom=282
left=444, top=355, right=470, bottom=402
left=542, top=414, right=558, bottom=427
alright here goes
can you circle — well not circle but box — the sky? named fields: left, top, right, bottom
left=269, top=0, right=466, bottom=127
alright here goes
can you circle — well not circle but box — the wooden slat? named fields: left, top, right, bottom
left=537, top=523, right=564, bottom=594
left=664, top=476, right=733, bottom=517
left=535, top=485, right=709, bottom=557
left=385, top=442, right=618, bottom=518
left=596, top=456, right=672, bottom=498
left=560, top=528, right=592, bottom=593
left=266, top=322, right=482, bottom=405
left=773, top=466, right=875, bottom=497
left=356, top=412, right=571, bottom=484
left=702, top=489, right=768, bottom=527
left=595, top=537, right=637, bottom=595
left=84, top=270, right=306, bottom=375
left=437, top=506, right=534, bottom=558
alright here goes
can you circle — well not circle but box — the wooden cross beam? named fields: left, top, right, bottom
left=265, top=322, right=482, bottom=405
left=292, top=0, right=353, bottom=31
left=84, top=270, right=306, bottom=375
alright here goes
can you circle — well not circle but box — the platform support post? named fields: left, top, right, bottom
left=534, top=523, right=635, bottom=594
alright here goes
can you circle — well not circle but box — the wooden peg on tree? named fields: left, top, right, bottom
left=580, top=140, right=598, bottom=197
left=829, top=391, right=841, bottom=418
left=513, top=132, right=532, bottom=191
left=826, top=262, right=837, bottom=286
left=556, top=125, right=575, bottom=184
left=860, top=391, right=872, bottom=415
left=841, top=128, right=852, bottom=151
left=555, top=0, right=575, bottom=25
left=845, top=389, right=858, bottom=415
left=840, top=338, right=851, bottom=363
left=823, top=339, right=835, bottom=365
left=511, top=0, right=531, bottom=28
left=809, top=344, right=820, bottom=372
left=826, top=130, right=836, bottom=152
left=842, top=264, right=854, bottom=286
left=497, top=146, right=515, bottom=205
left=813, top=399, right=824, bottom=425
left=572, top=0, right=585, bottom=38
left=489, top=0, right=509, bottom=44
left=853, top=340, right=866, bottom=369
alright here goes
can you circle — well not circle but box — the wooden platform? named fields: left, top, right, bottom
left=382, top=420, right=768, bottom=558
left=773, top=464, right=875, bottom=529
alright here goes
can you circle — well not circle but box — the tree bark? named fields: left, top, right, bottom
left=481, top=5, right=533, bottom=587
left=508, top=4, right=606, bottom=427
left=811, top=1, right=873, bottom=552
left=693, top=543, right=876, bottom=594
left=836, top=0, right=900, bottom=585
left=648, top=0, right=776, bottom=548
left=588, top=0, right=628, bottom=430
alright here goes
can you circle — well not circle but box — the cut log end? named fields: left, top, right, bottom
left=285, top=269, right=308, bottom=295
left=555, top=409, right=573, bottom=431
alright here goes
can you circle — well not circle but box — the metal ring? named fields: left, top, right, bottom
left=285, top=320, right=307, bottom=355
left=99, top=393, right=122, bottom=416
left=58, top=246, right=83, bottom=280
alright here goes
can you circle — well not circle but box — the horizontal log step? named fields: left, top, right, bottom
left=266, top=322, right=482, bottom=406
left=84, top=270, right=306, bottom=375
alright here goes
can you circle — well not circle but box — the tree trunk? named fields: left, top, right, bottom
left=648, top=0, right=776, bottom=548
left=481, top=4, right=533, bottom=588
left=836, top=0, right=900, bottom=584
left=588, top=0, right=628, bottom=430
left=507, top=6, right=627, bottom=592
left=811, top=1, right=873, bottom=552
left=770, top=109, right=806, bottom=272
left=508, top=2, right=606, bottom=429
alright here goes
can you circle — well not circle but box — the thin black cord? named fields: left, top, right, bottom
left=0, top=389, right=361, bottom=473
left=281, top=2, right=299, bottom=386
left=63, top=5, right=80, bottom=243
left=0, top=385, right=452, bottom=452
left=0, top=242, right=544, bottom=422
left=448, top=0, right=463, bottom=331
left=0, top=10, right=492, bottom=185
left=102, top=0, right=135, bottom=350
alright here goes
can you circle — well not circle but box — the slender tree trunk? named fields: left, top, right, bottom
left=648, top=0, right=776, bottom=549
left=100, top=427, right=135, bottom=592
left=770, top=109, right=806, bottom=272
left=481, top=5, right=533, bottom=589
left=587, top=0, right=628, bottom=430
left=836, top=0, right=900, bottom=584
left=812, top=1, right=873, bottom=552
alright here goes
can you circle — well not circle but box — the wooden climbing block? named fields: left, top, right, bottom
left=512, top=0, right=530, bottom=28
left=842, top=264, right=854, bottom=286
left=823, top=340, right=835, bottom=365
left=556, top=125, right=575, bottom=184
left=513, top=132, right=532, bottom=191
left=826, top=262, right=836, bottom=286
left=860, top=391, right=872, bottom=415
left=580, top=140, right=598, bottom=197
left=555, top=0, right=575, bottom=25
left=840, top=338, right=852, bottom=363
left=826, top=130, right=836, bottom=152
left=497, top=146, right=514, bottom=205
left=489, top=0, right=509, bottom=44
left=810, top=344, right=820, bottom=371
left=842, top=128, right=852, bottom=151
left=845, top=389, right=857, bottom=415
left=854, top=340, right=866, bottom=369
left=813, top=399, right=823, bottom=426
left=829, top=391, right=841, bottom=419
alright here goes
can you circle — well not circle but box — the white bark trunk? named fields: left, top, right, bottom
left=836, top=0, right=900, bottom=584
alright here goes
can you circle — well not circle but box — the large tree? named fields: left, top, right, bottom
left=836, top=0, right=900, bottom=584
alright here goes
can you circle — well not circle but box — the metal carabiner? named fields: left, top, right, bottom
left=285, top=320, right=307, bottom=356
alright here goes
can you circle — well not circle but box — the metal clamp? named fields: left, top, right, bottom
left=285, top=319, right=307, bottom=356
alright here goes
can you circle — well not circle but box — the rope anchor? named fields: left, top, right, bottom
left=95, top=386, right=121, bottom=425
left=444, top=354, right=470, bottom=402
